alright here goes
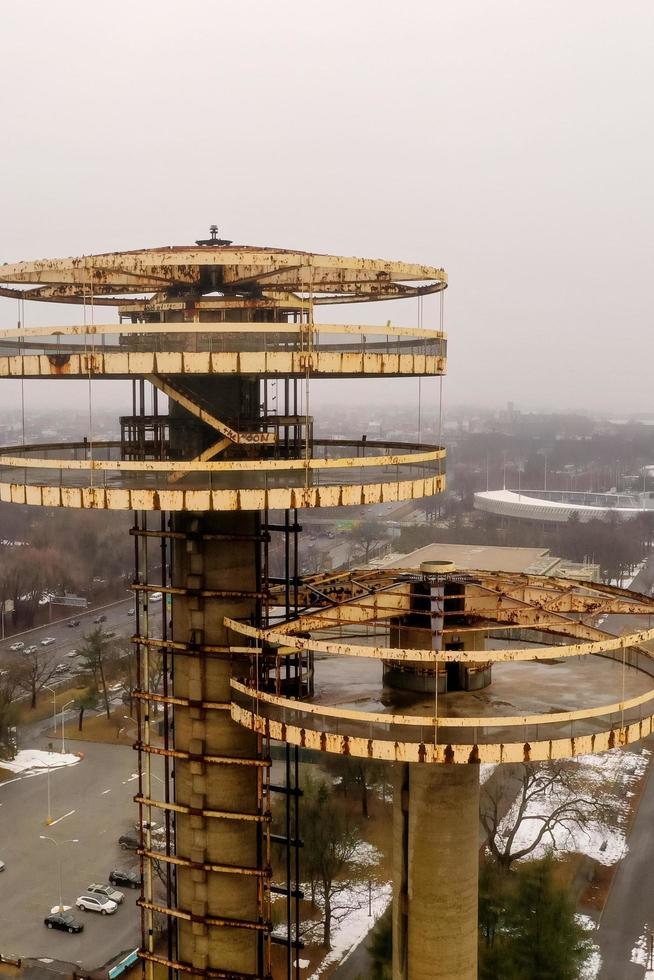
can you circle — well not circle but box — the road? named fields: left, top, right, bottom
left=0, top=596, right=162, bottom=687
left=0, top=740, right=162, bottom=970
left=597, top=737, right=654, bottom=978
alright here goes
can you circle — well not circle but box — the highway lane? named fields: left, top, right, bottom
left=0, top=595, right=163, bottom=685
left=0, top=741, right=163, bottom=970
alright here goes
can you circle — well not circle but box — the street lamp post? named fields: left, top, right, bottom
left=43, top=685, right=58, bottom=824
left=60, top=699, right=75, bottom=754
left=39, top=835, right=79, bottom=913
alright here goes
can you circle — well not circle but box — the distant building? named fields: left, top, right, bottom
left=474, top=488, right=654, bottom=524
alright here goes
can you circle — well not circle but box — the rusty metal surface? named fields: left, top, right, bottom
left=231, top=701, right=654, bottom=765
left=0, top=246, right=447, bottom=307
left=0, top=473, right=446, bottom=511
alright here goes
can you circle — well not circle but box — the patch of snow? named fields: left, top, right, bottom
left=0, top=749, right=81, bottom=776
left=495, top=748, right=650, bottom=866
left=480, top=763, right=497, bottom=785
left=631, top=926, right=654, bottom=976
left=577, top=914, right=602, bottom=980
left=307, top=880, right=391, bottom=979
left=350, top=841, right=382, bottom=867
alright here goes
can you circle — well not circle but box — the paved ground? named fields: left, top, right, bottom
left=597, top=736, right=654, bottom=978
left=0, top=740, right=162, bottom=970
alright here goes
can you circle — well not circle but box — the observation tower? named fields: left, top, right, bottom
left=1, top=238, right=654, bottom=980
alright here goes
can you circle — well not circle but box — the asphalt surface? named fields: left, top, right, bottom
left=597, top=738, right=654, bottom=978
left=0, top=740, right=162, bottom=970
left=0, top=596, right=162, bottom=688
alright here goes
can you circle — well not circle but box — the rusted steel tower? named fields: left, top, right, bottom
left=0, top=241, right=447, bottom=978
left=2, top=242, right=653, bottom=980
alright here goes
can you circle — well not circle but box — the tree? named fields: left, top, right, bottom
left=78, top=627, right=116, bottom=720
left=0, top=671, right=19, bottom=756
left=367, top=908, right=392, bottom=979
left=479, top=856, right=592, bottom=979
left=481, top=762, right=608, bottom=872
left=13, top=648, right=58, bottom=711
left=301, top=774, right=360, bottom=948
left=326, top=756, right=385, bottom=819
left=76, top=689, right=99, bottom=731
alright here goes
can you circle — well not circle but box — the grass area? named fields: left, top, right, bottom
left=60, top=706, right=138, bottom=745
left=61, top=706, right=164, bottom=746
left=17, top=683, right=90, bottom=726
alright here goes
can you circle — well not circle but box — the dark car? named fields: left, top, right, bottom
left=118, top=834, right=139, bottom=851
left=94, top=614, right=107, bottom=624
left=109, top=868, right=142, bottom=889
left=44, top=911, right=84, bottom=934
left=68, top=619, right=80, bottom=628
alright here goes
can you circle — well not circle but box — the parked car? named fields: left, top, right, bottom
left=0, top=859, right=5, bottom=871
left=127, top=607, right=135, bottom=616
left=66, top=650, right=78, bottom=658
left=9, top=641, right=24, bottom=651
left=68, top=619, right=80, bottom=628
left=44, top=911, right=83, bottom=933
left=150, top=592, right=163, bottom=602
left=54, top=663, right=67, bottom=674
left=109, top=868, right=141, bottom=889
left=104, top=630, right=116, bottom=638
left=40, top=637, right=56, bottom=646
left=94, top=614, right=107, bottom=624
left=87, top=882, right=124, bottom=904
left=24, top=645, right=37, bottom=654
left=118, top=834, right=139, bottom=851
left=76, top=894, right=117, bottom=915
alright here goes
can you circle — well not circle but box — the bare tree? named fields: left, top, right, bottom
left=0, top=671, right=20, bottom=755
left=481, top=762, right=609, bottom=872
left=78, top=626, right=116, bottom=720
left=13, top=649, right=58, bottom=711
left=302, top=774, right=360, bottom=948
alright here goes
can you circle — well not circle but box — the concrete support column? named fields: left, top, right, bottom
left=393, top=764, right=479, bottom=980
left=172, top=511, right=260, bottom=976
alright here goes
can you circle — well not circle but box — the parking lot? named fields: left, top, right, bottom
left=0, top=740, right=162, bottom=970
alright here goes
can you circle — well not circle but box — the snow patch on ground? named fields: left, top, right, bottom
left=631, top=927, right=654, bottom=977
left=0, top=749, right=81, bottom=776
left=495, top=748, right=650, bottom=866
left=480, top=763, right=497, bottom=785
left=306, top=880, right=391, bottom=979
left=577, top=914, right=602, bottom=979
left=349, top=841, right=382, bottom=868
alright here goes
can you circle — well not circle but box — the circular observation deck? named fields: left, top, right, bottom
left=0, top=322, right=446, bottom=380
left=0, top=439, right=445, bottom=511
left=226, top=568, right=654, bottom=764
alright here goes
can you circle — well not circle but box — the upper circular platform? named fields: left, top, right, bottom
left=0, top=245, right=447, bottom=308
left=226, top=568, right=654, bottom=763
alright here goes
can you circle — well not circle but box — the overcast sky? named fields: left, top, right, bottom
left=1, top=1, right=652, bottom=418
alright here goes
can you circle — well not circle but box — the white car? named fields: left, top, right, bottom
left=76, top=894, right=117, bottom=915
left=9, top=641, right=24, bottom=652
left=66, top=650, right=78, bottom=658
left=87, top=882, right=124, bottom=904
left=54, top=663, right=67, bottom=674
left=150, top=592, right=163, bottom=603
left=24, top=645, right=37, bottom=654
left=40, top=637, right=56, bottom=646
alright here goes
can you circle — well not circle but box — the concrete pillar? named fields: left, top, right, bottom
left=393, top=763, right=479, bottom=980
left=166, top=363, right=263, bottom=975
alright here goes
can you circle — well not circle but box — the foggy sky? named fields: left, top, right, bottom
left=1, top=1, right=653, bottom=417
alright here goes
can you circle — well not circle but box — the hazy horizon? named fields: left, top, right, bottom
left=1, top=1, right=653, bottom=417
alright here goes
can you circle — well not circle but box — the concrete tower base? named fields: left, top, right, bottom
left=393, top=764, right=479, bottom=980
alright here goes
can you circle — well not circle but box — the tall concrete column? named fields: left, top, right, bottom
left=167, top=366, right=264, bottom=976
left=393, top=764, right=479, bottom=980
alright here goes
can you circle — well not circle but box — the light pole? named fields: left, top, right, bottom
left=39, top=835, right=79, bottom=913
left=43, top=685, right=58, bottom=823
left=60, top=699, right=74, bottom=754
